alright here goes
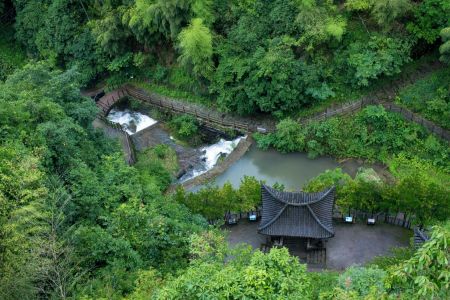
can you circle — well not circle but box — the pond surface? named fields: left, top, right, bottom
left=193, top=144, right=339, bottom=191
left=106, top=106, right=343, bottom=189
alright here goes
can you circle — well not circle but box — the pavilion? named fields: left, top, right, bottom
left=258, top=185, right=336, bottom=246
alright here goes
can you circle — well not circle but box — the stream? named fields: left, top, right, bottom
left=107, top=108, right=350, bottom=191
left=107, top=108, right=244, bottom=181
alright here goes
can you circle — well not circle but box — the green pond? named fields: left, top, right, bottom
left=192, top=144, right=340, bottom=191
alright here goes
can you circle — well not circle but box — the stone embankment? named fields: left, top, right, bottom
left=166, top=135, right=254, bottom=193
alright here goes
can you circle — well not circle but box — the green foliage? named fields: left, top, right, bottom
left=0, top=63, right=207, bottom=298
left=0, top=26, right=27, bottom=81
left=386, top=222, right=450, bottom=299
left=174, top=176, right=262, bottom=220
left=3, top=1, right=450, bottom=299
left=156, top=247, right=312, bottom=299
left=256, top=105, right=450, bottom=171
left=308, top=271, right=339, bottom=299
left=238, top=175, right=262, bottom=212
left=265, top=118, right=304, bottom=153
left=346, top=36, right=412, bottom=86
left=388, top=155, right=450, bottom=226
left=134, top=80, right=211, bottom=106
left=407, top=0, right=450, bottom=44
left=371, top=0, right=412, bottom=30
left=368, top=247, right=414, bottom=270
left=303, top=168, right=351, bottom=193
left=211, top=0, right=332, bottom=116
left=397, top=68, right=450, bottom=129
left=439, top=27, right=450, bottom=63
left=345, top=0, right=372, bottom=11
left=296, top=1, right=347, bottom=51
left=337, top=266, right=387, bottom=297
left=168, top=114, right=199, bottom=140
left=135, top=145, right=178, bottom=191
left=177, top=18, right=213, bottom=78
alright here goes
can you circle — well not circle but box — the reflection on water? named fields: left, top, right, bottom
left=193, top=144, right=339, bottom=191
left=107, top=108, right=157, bottom=135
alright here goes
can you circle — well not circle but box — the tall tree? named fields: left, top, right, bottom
left=178, top=18, right=213, bottom=78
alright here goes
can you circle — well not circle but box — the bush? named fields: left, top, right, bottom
left=346, top=36, right=412, bottom=86
left=256, top=106, right=450, bottom=170
left=168, top=114, right=199, bottom=140
left=337, top=266, right=387, bottom=296
left=398, top=68, right=450, bottom=129
left=272, top=118, right=305, bottom=153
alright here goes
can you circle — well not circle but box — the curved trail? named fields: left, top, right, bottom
left=83, top=60, right=449, bottom=174
left=90, top=60, right=449, bottom=141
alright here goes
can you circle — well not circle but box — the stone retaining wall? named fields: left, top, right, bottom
left=167, top=135, right=253, bottom=193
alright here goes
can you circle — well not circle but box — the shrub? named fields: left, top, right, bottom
left=168, top=114, right=199, bottom=140
left=346, top=36, right=412, bottom=86
left=272, top=118, right=305, bottom=153
left=337, top=266, right=387, bottom=296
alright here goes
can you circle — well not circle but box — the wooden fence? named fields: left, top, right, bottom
left=124, top=85, right=255, bottom=132
left=382, top=102, right=450, bottom=141
left=299, top=95, right=450, bottom=142
left=92, top=68, right=449, bottom=142
left=300, top=96, right=379, bottom=124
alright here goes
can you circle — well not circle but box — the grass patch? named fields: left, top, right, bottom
left=135, top=144, right=179, bottom=190
left=396, top=67, right=450, bottom=129
left=136, top=144, right=179, bottom=177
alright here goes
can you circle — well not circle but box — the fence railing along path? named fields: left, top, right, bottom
left=95, top=84, right=275, bottom=133
left=92, top=60, right=448, bottom=142
left=297, top=61, right=450, bottom=141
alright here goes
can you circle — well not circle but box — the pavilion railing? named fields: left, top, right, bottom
left=333, top=208, right=412, bottom=229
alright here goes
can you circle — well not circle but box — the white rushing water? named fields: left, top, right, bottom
left=181, top=136, right=245, bottom=182
left=107, top=108, right=157, bottom=135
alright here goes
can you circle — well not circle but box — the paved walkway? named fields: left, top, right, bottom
left=225, top=220, right=411, bottom=270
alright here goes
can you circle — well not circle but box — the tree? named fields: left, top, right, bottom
left=156, top=247, right=312, bottom=299
left=386, top=223, right=450, bottom=299
left=371, top=0, right=412, bottom=30
left=237, top=176, right=261, bottom=211
left=178, top=18, right=213, bottom=78
left=168, top=114, right=199, bottom=140
left=296, top=0, right=347, bottom=51
left=271, top=118, right=304, bottom=153
left=439, top=27, right=450, bottom=63
left=407, top=0, right=450, bottom=44
left=346, top=36, right=412, bottom=86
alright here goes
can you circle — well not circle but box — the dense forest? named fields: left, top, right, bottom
left=0, top=0, right=449, bottom=299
